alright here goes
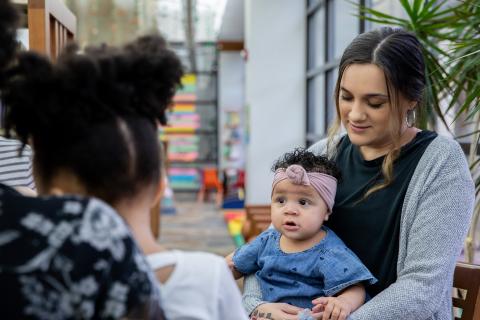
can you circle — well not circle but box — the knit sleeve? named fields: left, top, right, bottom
left=307, top=135, right=344, bottom=158
left=308, top=138, right=329, bottom=155
left=350, top=137, right=475, bottom=319
left=242, top=274, right=266, bottom=316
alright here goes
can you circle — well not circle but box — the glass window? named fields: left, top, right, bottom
left=307, top=6, right=325, bottom=70
left=365, top=0, right=408, bottom=30
left=326, top=68, right=338, bottom=126
left=308, top=0, right=321, bottom=8
left=198, top=102, right=217, bottom=130
left=333, top=0, right=359, bottom=59
left=170, top=42, right=217, bottom=73
left=307, top=78, right=316, bottom=134
left=195, top=43, right=217, bottom=72
left=195, top=73, right=217, bottom=101
left=307, top=75, right=326, bottom=135
left=306, top=0, right=361, bottom=141
left=156, top=0, right=185, bottom=42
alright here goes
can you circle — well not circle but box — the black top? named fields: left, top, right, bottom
left=325, top=130, right=437, bottom=297
left=0, top=183, right=164, bottom=319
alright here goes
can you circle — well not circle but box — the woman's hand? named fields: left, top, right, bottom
left=250, top=303, right=303, bottom=320
left=311, top=296, right=353, bottom=320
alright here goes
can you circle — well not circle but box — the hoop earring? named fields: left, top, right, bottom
left=406, top=109, right=416, bottom=128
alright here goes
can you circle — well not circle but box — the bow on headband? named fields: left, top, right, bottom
left=272, top=164, right=337, bottom=212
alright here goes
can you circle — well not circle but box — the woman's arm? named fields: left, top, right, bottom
left=242, top=275, right=303, bottom=319
left=243, top=273, right=365, bottom=320
left=251, top=303, right=303, bottom=320
left=242, top=274, right=266, bottom=315
left=350, top=138, right=475, bottom=320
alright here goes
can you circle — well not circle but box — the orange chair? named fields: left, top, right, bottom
left=197, top=168, right=223, bottom=206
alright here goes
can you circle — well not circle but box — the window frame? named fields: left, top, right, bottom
left=305, top=0, right=366, bottom=146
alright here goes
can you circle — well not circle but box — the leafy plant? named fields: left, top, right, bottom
left=358, top=0, right=480, bottom=262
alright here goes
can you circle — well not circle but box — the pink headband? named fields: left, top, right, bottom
left=272, top=164, right=337, bottom=213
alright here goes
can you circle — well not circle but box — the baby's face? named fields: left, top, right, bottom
left=271, top=179, right=329, bottom=243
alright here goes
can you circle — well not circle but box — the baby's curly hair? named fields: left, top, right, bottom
left=272, top=148, right=342, bottom=181
left=1, top=34, right=183, bottom=204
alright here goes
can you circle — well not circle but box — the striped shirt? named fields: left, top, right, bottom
left=0, top=137, right=35, bottom=189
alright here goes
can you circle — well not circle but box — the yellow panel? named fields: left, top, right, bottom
left=181, top=74, right=196, bottom=85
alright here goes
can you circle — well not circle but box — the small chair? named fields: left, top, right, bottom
left=232, top=170, right=245, bottom=191
left=197, top=168, right=223, bottom=206
left=452, top=262, right=480, bottom=320
left=241, top=205, right=271, bottom=242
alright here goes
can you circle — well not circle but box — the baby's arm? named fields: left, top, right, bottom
left=225, top=252, right=244, bottom=280
left=225, top=231, right=269, bottom=280
left=311, top=284, right=365, bottom=320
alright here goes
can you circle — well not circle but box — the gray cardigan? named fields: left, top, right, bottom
left=243, top=134, right=474, bottom=320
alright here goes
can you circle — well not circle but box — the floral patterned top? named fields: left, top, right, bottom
left=0, top=183, right=165, bottom=319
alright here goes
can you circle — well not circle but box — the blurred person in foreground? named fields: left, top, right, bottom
left=0, top=6, right=247, bottom=317
left=0, top=0, right=35, bottom=192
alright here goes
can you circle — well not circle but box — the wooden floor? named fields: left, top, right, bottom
left=157, top=193, right=236, bottom=256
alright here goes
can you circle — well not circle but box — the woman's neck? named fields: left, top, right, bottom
left=115, top=199, right=166, bottom=255
left=359, top=127, right=420, bottom=161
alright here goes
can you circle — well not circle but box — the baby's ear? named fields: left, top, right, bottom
left=324, top=212, right=331, bottom=221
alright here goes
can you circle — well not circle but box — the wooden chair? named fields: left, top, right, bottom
left=453, top=262, right=480, bottom=320
left=241, top=205, right=271, bottom=242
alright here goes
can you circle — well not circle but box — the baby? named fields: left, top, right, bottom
left=229, top=148, right=376, bottom=319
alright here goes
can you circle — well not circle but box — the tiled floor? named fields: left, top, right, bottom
left=157, top=193, right=236, bottom=257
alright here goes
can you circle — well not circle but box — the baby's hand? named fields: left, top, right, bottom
left=311, top=296, right=353, bottom=320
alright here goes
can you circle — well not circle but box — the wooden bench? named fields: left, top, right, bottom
left=453, top=262, right=480, bottom=320
left=241, top=205, right=271, bottom=242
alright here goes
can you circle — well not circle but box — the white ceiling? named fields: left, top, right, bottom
left=217, top=0, right=244, bottom=41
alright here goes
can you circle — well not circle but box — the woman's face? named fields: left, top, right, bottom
left=338, top=63, right=410, bottom=153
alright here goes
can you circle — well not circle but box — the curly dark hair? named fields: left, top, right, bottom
left=0, top=0, right=18, bottom=73
left=1, top=34, right=183, bottom=204
left=272, top=148, right=342, bottom=181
